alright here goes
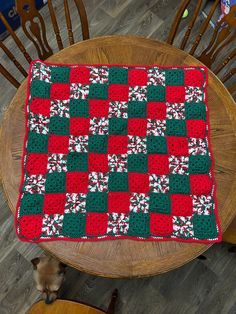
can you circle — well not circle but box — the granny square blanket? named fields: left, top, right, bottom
left=16, top=60, right=221, bottom=243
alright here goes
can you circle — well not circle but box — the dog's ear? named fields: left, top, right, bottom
left=58, top=262, right=67, bottom=274
left=31, top=257, right=40, bottom=270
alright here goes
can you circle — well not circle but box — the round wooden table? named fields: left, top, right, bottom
left=1, top=36, right=236, bottom=278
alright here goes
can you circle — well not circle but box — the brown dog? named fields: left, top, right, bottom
left=31, top=256, right=66, bottom=304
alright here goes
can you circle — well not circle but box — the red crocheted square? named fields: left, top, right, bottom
left=190, top=174, right=212, bottom=195
left=128, top=69, right=147, bottom=86
left=150, top=213, right=173, bottom=236
left=171, top=194, right=193, bottom=216
left=186, top=120, right=206, bottom=139
left=51, top=83, right=70, bottom=100
left=108, top=192, right=130, bottom=213
left=48, top=135, right=69, bottom=154
left=89, top=153, right=108, bottom=172
left=70, top=67, right=90, bottom=84
left=185, top=70, right=204, bottom=87
left=43, top=193, right=66, bottom=214
left=66, top=172, right=88, bottom=193
left=19, top=215, right=42, bottom=239
left=108, top=135, right=128, bottom=154
left=166, top=86, right=185, bottom=103
left=86, top=213, right=108, bottom=235
left=128, top=118, right=147, bottom=136
left=129, top=173, right=149, bottom=193
left=167, top=136, right=188, bottom=156
left=26, top=153, right=48, bottom=175
left=30, top=98, right=51, bottom=116
left=109, top=84, right=129, bottom=101
left=148, top=154, right=169, bottom=174
left=90, top=99, right=109, bottom=117
left=70, top=118, right=90, bottom=135
left=147, top=102, right=166, bottom=119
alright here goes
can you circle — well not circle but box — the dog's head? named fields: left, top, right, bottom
left=31, top=256, right=66, bottom=304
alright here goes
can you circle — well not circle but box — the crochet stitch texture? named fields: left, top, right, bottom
left=16, top=60, right=221, bottom=243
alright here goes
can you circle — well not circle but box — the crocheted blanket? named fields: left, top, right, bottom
left=16, top=60, right=221, bottom=243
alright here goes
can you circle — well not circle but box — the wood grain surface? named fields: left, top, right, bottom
left=1, top=35, right=236, bottom=278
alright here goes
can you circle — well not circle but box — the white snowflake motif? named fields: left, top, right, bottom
left=108, top=101, right=128, bottom=118
left=173, top=216, right=194, bottom=238
left=147, top=119, right=166, bottom=136
left=47, top=153, right=67, bottom=173
left=24, top=174, right=46, bottom=194
left=88, top=172, right=109, bottom=192
left=107, top=213, right=130, bottom=235
left=89, top=117, right=109, bottom=135
left=89, top=66, right=109, bottom=84
left=69, top=135, right=88, bottom=152
left=188, top=138, right=208, bottom=155
left=64, top=193, right=86, bottom=213
left=192, top=195, right=213, bottom=215
left=42, top=214, right=64, bottom=236
left=128, top=136, right=147, bottom=154
left=32, top=61, right=51, bottom=83
left=130, top=193, right=149, bottom=213
left=70, top=83, right=89, bottom=99
left=108, top=154, right=128, bottom=172
left=147, top=67, right=165, bottom=86
left=29, top=113, right=49, bottom=135
left=166, top=103, right=185, bottom=119
left=169, top=156, right=189, bottom=174
left=149, top=174, right=169, bottom=193
left=50, top=100, right=70, bottom=118
left=185, top=86, right=203, bottom=103
left=128, top=86, right=147, bottom=101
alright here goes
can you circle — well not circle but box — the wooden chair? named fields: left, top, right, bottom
left=29, top=290, right=118, bottom=314
left=167, top=0, right=236, bottom=95
left=0, top=0, right=89, bottom=88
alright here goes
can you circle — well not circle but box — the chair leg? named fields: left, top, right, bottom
left=228, top=246, right=236, bottom=253
left=107, top=289, right=118, bottom=314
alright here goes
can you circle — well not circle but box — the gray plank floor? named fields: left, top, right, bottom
left=0, top=1, right=236, bottom=313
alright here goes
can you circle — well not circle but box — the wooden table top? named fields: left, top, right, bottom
left=1, top=35, right=236, bottom=278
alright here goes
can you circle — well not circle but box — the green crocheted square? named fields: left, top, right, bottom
left=89, top=83, right=108, bottom=99
left=45, top=172, right=66, bottom=193
left=108, top=172, right=128, bottom=191
left=147, top=136, right=167, bottom=154
left=30, top=80, right=51, bottom=98
left=63, top=213, right=86, bottom=237
left=27, top=132, right=48, bottom=153
left=19, top=194, right=44, bottom=216
left=88, top=135, right=108, bottom=153
left=165, top=69, right=184, bottom=86
left=128, top=101, right=147, bottom=118
left=147, top=85, right=165, bottom=101
left=166, top=119, right=186, bottom=136
left=67, top=152, right=88, bottom=172
left=109, top=117, right=128, bottom=135
left=109, top=67, right=128, bottom=84
left=192, top=214, right=218, bottom=240
left=86, top=192, right=108, bottom=212
left=185, top=103, right=206, bottom=120
left=169, top=174, right=190, bottom=194
left=149, top=193, right=171, bottom=214
left=69, top=99, right=89, bottom=117
left=51, top=66, right=70, bottom=83
left=189, top=155, right=211, bottom=174
left=49, top=116, right=70, bottom=135
left=128, top=154, right=148, bottom=173
left=128, top=212, right=150, bottom=237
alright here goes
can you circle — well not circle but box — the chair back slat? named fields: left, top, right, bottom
left=222, top=68, right=236, bottom=83
left=74, top=0, right=90, bottom=40
left=228, top=84, right=236, bottom=94
left=0, top=12, right=32, bottom=63
left=214, top=49, right=236, bottom=75
left=16, top=0, right=53, bottom=60
left=0, top=63, right=20, bottom=88
left=0, top=40, right=28, bottom=77
left=64, top=0, right=75, bottom=45
left=48, top=0, right=64, bottom=50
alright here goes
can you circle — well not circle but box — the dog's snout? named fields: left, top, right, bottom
left=44, top=292, right=57, bottom=304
